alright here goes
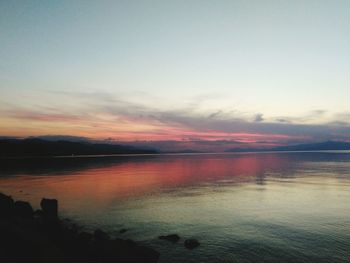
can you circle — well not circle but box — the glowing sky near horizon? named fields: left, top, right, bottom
left=1, top=1, right=350, bottom=150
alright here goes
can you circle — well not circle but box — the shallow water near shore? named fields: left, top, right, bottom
left=1, top=152, right=350, bottom=262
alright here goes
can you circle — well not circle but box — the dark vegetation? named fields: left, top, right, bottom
left=0, top=138, right=158, bottom=157
left=0, top=192, right=159, bottom=263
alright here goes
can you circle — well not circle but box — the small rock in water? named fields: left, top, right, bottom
left=184, top=238, right=200, bottom=249
left=119, top=228, right=128, bottom=233
left=159, top=234, right=180, bottom=243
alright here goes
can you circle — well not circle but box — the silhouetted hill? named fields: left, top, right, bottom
left=0, top=138, right=158, bottom=157
left=226, top=141, right=350, bottom=152
left=271, top=141, right=350, bottom=151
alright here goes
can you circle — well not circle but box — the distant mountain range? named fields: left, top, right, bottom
left=1, top=138, right=350, bottom=157
left=0, top=138, right=158, bottom=157
left=226, top=141, right=350, bottom=152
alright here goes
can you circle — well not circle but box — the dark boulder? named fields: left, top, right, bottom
left=119, top=228, right=128, bottom=233
left=40, top=198, right=58, bottom=219
left=184, top=238, right=200, bottom=249
left=0, top=193, right=14, bottom=216
left=159, top=234, right=180, bottom=243
left=14, top=201, right=33, bottom=218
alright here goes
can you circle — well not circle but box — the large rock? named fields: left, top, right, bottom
left=184, top=238, right=200, bottom=249
left=40, top=198, right=58, bottom=219
left=14, top=201, right=33, bottom=218
left=0, top=193, right=14, bottom=216
left=158, top=234, right=180, bottom=243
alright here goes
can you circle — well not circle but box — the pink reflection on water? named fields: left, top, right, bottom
left=0, top=153, right=289, bottom=213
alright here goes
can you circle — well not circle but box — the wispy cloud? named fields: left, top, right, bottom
left=254, top=113, right=264, bottom=122
left=1, top=90, right=350, bottom=151
left=8, top=110, right=84, bottom=122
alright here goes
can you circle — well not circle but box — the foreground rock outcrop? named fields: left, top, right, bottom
left=0, top=193, right=159, bottom=263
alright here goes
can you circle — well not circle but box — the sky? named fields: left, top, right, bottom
left=1, top=0, right=350, bottom=151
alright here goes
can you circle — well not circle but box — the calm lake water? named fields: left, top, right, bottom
left=1, top=152, right=350, bottom=263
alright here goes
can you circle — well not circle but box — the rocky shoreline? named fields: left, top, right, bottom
left=0, top=192, right=159, bottom=263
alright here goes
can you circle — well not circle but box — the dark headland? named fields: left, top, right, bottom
left=0, top=192, right=160, bottom=263
left=0, top=138, right=158, bottom=157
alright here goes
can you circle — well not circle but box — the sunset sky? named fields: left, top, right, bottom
left=1, top=1, right=350, bottom=151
